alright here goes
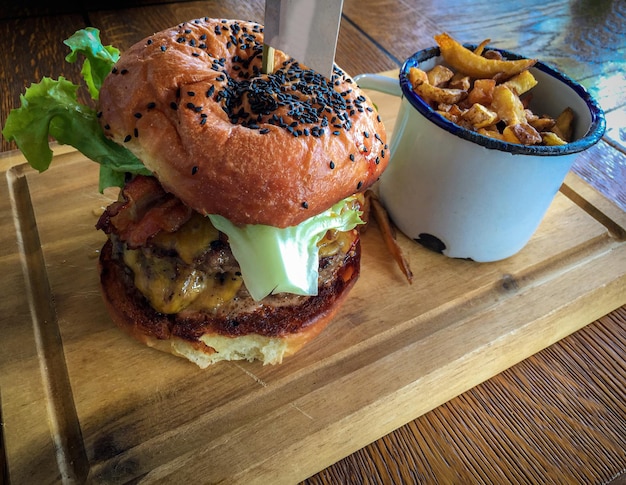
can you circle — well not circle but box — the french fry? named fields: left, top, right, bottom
left=508, top=123, right=542, bottom=145
left=527, top=113, right=556, bottom=132
left=437, top=110, right=460, bottom=124
left=409, top=33, right=576, bottom=147
left=448, top=74, right=471, bottom=91
left=473, top=38, right=491, bottom=56
left=503, top=69, right=538, bottom=95
left=478, top=126, right=506, bottom=140
left=491, top=84, right=526, bottom=125
left=435, top=32, right=537, bottom=79
left=483, top=50, right=504, bottom=61
left=462, top=103, right=498, bottom=129
left=427, top=64, right=454, bottom=86
left=408, top=67, right=428, bottom=88
left=467, top=78, right=496, bottom=106
left=553, top=107, right=575, bottom=142
left=414, top=81, right=467, bottom=105
left=502, top=125, right=522, bottom=144
left=541, top=131, right=568, bottom=146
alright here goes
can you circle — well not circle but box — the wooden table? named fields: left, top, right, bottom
left=1, top=1, right=625, bottom=483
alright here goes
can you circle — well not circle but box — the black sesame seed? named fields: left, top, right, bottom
left=349, top=154, right=355, bottom=162
left=96, top=111, right=102, bottom=118
left=134, top=112, right=142, bottom=119
left=134, top=128, right=139, bottom=138
left=147, top=102, right=156, bottom=109
left=147, top=39, right=153, bottom=45
left=186, top=102, right=195, bottom=109
left=161, top=45, right=167, bottom=52
left=112, top=67, right=118, bottom=74
left=191, top=166, right=199, bottom=175
left=124, top=135, right=131, bottom=142
left=363, top=131, right=369, bottom=138
left=104, top=124, right=110, bottom=130
left=329, top=161, right=335, bottom=169
left=357, top=181, right=363, bottom=190
left=302, top=201, right=309, bottom=209
left=170, top=102, right=178, bottom=110
left=120, top=69, right=128, bottom=75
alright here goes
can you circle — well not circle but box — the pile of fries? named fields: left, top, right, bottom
left=408, top=33, right=575, bottom=146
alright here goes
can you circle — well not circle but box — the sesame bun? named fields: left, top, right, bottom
left=98, top=18, right=388, bottom=228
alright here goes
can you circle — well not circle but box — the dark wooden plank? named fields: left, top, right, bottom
left=343, top=0, right=441, bottom=61
left=0, top=15, right=89, bottom=152
left=87, top=1, right=398, bottom=75
left=304, top=307, right=626, bottom=484
left=0, top=0, right=189, bottom=20
left=87, top=1, right=265, bottom=51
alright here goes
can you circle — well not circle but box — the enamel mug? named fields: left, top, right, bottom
left=354, top=46, right=605, bottom=262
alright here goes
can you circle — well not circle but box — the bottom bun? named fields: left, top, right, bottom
left=98, top=238, right=360, bottom=367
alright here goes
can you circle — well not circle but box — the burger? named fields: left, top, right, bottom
left=3, top=18, right=388, bottom=367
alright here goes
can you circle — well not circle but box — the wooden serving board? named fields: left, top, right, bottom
left=1, top=87, right=626, bottom=485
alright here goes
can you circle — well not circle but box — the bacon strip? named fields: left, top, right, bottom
left=96, top=175, right=192, bottom=248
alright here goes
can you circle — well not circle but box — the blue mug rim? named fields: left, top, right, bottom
left=399, top=45, right=606, bottom=156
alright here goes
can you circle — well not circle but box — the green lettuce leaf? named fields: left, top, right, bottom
left=64, top=27, right=120, bottom=101
left=2, top=77, right=150, bottom=192
left=209, top=197, right=364, bottom=301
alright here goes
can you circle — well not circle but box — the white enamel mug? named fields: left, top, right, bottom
left=354, top=46, right=606, bottom=262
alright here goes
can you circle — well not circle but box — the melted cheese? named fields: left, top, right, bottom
left=151, top=212, right=220, bottom=264
left=123, top=248, right=206, bottom=314
left=123, top=209, right=358, bottom=314
left=186, top=272, right=243, bottom=311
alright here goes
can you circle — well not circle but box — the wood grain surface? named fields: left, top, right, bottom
left=1, top=138, right=624, bottom=483
left=1, top=1, right=625, bottom=483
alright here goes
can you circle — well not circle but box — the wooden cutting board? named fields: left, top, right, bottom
left=1, top=86, right=626, bottom=485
